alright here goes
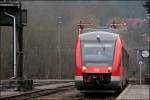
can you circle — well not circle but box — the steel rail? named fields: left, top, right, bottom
left=0, top=82, right=74, bottom=100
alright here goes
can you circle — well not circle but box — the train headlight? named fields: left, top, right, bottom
left=82, top=66, right=87, bottom=71
left=108, top=66, right=112, bottom=71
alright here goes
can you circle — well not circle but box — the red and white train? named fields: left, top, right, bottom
left=74, top=26, right=129, bottom=92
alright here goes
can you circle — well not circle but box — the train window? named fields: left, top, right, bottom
left=81, top=40, right=115, bottom=66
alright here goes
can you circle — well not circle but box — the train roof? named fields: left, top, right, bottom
left=79, top=27, right=129, bottom=54
left=80, top=28, right=118, bottom=41
left=81, top=27, right=118, bottom=34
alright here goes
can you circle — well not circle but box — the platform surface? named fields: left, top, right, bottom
left=116, top=84, right=150, bottom=100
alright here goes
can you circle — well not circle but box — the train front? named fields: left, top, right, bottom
left=75, top=29, right=118, bottom=91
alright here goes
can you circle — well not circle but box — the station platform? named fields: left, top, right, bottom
left=116, top=84, right=149, bottom=100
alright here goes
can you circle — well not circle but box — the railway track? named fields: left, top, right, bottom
left=1, top=80, right=126, bottom=100
left=37, top=89, right=118, bottom=100
left=0, top=82, right=74, bottom=100
left=37, top=86, right=84, bottom=100
left=1, top=85, right=119, bottom=100
left=36, top=86, right=120, bottom=100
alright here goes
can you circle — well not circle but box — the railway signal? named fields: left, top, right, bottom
left=136, top=49, right=149, bottom=84
left=0, top=0, right=33, bottom=91
left=141, top=50, right=149, bottom=58
left=77, top=20, right=94, bottom=34
left=109, top=20, right=127, bottom=29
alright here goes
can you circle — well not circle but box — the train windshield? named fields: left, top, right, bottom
left=81, top=40, right=115, bottom=66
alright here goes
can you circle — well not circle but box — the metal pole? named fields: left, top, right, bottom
left=57, top=16, right=62, bottom=79
left=0, top=26, right=1, bottom=80
left=139, top=61, right=143, bottom=84
left=136, top=50, right=140, bottom=83
left=18, top=3, right=23, bottom=80
left=140, top=63, right=142, bottom=84
left=136, top=50, right=139, bottom=62
left=4, top=11, right=17, bottom=79
left=18, top=26, right=23, bottom=80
